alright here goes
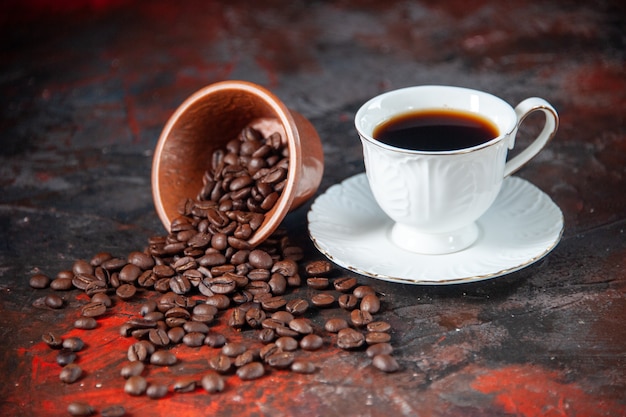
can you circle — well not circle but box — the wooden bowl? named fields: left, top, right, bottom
left=152, top=80, right=324, bottom=247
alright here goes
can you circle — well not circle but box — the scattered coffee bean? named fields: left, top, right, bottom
left=67, top=402, right=94, bottom=416
left=266, top=351, right=295, bottom=369
left=306, top=277, right=329, bottom=290
left=324, top=318, right=349, bottom=333
left=237, top=361, right=265, bottom=380
left=365, top=331, right=392, bottom=344
left=353, top=285, right=376, bottom=298
left=291, top=360, right=316, bottom=374
left=333, top=276, right=357, bottom=292
left=81, top=301, right=107, bottom=318
left=360, top=293, right=381, bottom=314
left=44, top=294, right=64, bottom=309
left=350, top=309, right=373, bottom=327
left=62, top=337, right=85, bottom=352
left=201, top=371, right=225, bottom=393
left=300, top=334, right=323, bottom=351
left=372, top=353, right=400, bottom=373
left=336, top=328, right=365, bottom=350
left=208, top=354, right=232, bottom=373
left=56, top=349, right=77, bottom=366
left=42, top=332, right=63, bottom=349
left=222, top=342, right=247, bottom=357
left=338, top=294, right=358, bottom=310
left=59, top=363, right=82, bottom=383
left=29, top=273, right=50, bottom=289
left=116, top=284, right=137, bottom=300
left=150, top=350, right=177, bottom=366
left=50, top=277, right=73, bottom=291
left=146, top=383, right=169, bottom=399
left=365, top=342, right=393, bottom=358
left=120, top=361, right=145, bottom=378
left=311, top=293, right=335, bottom=308
left=275, top=336, right=298, bottom=352
left=172, top=376, right=197, bottom=393
left=305, top=260, right=332, bottom=277
left=125, top=375, right=148, bottom=395
left=367, top=321, right=391, bottom=333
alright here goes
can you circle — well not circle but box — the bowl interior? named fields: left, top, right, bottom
left=152, top=81, right=301, bottom=245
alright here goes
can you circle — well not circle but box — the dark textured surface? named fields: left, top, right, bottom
left=1, top=1, right=625, bottom=416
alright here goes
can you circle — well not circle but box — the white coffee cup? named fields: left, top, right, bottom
left=355, top=85, right=559, bottom=255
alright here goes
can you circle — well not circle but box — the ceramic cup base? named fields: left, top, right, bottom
left=389, top=222, right=480, bottom=255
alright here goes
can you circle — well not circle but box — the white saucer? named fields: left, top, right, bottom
left=307, top=174, right=564, bottom=285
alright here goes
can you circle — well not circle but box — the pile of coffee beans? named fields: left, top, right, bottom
left=30, top=126, right=399, bottom=416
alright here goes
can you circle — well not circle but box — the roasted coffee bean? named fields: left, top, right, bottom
left=268, top=273, right=287, bottom=295
left=207, top=276, right=237, bottom=294
left=222, top=342, right=247, bottom=357
left=271, top=311, right=294, bottom=324
left=227, top=307, right=246, bottom=328
left=310, top=293, right=335, bottom=308
left=146, top=383, right=169, bottom=399
left=291, top=360, right=316, bottom=374
left=271, top=259, right=298, bottom=277
left=258, top=328, right=276, bottom=343
left=150, top=350, right=177, bottom=366
left=260, top=296, right=287, bottom=312
left=261, top=318, right=284, bottom=330
left=353, top=285, right=376, bottom=298
left=372, top=354, right=400, bottom=373
left=193, top=304, right=218, bottom=317
left=127, top=251, right=154, bottom=270
left=365, top=331, right=392, bottom=344
left=245, top=280, right=270, bottom=296
left=183, top=321, right=210, bottom=334
left=237, top=362, right=265, bottom=380
left=183, top=332, right=205, bottom=347
left=167, top=327, right=185, bottom=344
left=126, top=317, right=158, bottom=330
left=306, top=277, right=329, bottom=290
left=205, top=294, right=230, bottom=310
left=275, top=326, right=299, bottom=338
left=169, top=275, right=192, bottom=294
left=366, top=342, right=394, bottom=358
left=101, top=405, right=126, bottom=417
left=116, top=284, right=137, bottom=300
left=286, top=298, right=309, bottom=316
left=300, top=334, right=323, bottom=351
left=153, top=264, right=176, bottom=278
left=350, top=309, right=374, bottom=327
left=50, top=277, right=74, bottom=291
left=74, top=317, right=98, bottom=330
left=67, top=402, right=95, bottom=416
left=59, top=363, right=82, bottom=383
left=234, top=350, right=257, bottom=367
left=143, top=311, right=164, bottom=322
left=148, top=329, right=170, bottom=346
left=172, top=377, right=197, bottom=393
left=248, top=250, right=273, bottom=269
left=128, top=342, right=149, bottom=362
left=91, top=292, right=112, bottom=307
left=259, top=343, right=281, bottom=361
left=266, top=351, right=294, bottom=369
left=360, top=293, right=381, bottom=314
left=204, top=333, right=227, bottom=348
left=101, top=257, right=128, bottom=271
left=324, top=318, right=349, bottom=333
left=208, top=354, right=232, bottom=373
left=367, top=321, right=391, bottom=333
left=125, top=375, right=148, bottom=395
left=247, top=268, right=270, bottom=281
left=164, top=306, right=190, bottom=319
left=63, top=337, right=85, bottom=352
left=120, top=361, right=145, bottom=378
left=289, top=318, right=313, bottom=335
left=42, top=331, right=63, bottom=349
left=119, top=264, right=142, bottom=283
left=338, top=294, right=358, bottom=310
left=201, top=371, right=225, bottom=393
left=336, top=328, right=365, bottom=350
left=56, top=349, right=77, bottom=366
left=29, top=273, right=50, bottom=289
left=333, top=276, right=358, bottom=292
left=275, top=336, right=298, bottom=352
left=44, top=294, right=64, bottom=309
left=245, top=307, right=266, bottom=328
left=73, top=259, right=94, bottom=275
left=81, top=301, right=107, bottom=318
left=305, top=260, right=332, bottom=277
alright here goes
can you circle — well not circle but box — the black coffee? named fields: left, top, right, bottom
left=373, top=109, right=499, bottom=151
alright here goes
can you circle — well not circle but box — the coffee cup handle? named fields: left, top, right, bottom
left=504, top=97, right=559, bottom=177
